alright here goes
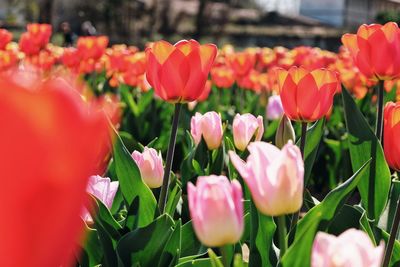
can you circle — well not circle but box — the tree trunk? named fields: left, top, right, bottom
left=194, top=0, right=208, bottom=39
left=38, top=0, right=53, bottom=24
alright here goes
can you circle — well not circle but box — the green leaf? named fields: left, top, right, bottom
left=249, top=202, right=277, bottom=267
left=181, top=221, right=206, bottom=257
left=296, top=119, right=325, bottom=185
left=210, top=143, right=225, bottom=175
left=208, top=249, right=224, bottom=267
left=281, top=159, right=370, bottom=267
left=113, top=129, right=158, bottom=228
left=224, top=136, right=237, bottom=180
left=165, top=184, right=182, bottom=217
left=77, top=226, right=103, bottom=267
left=386, top=179, right=400, bottom=235
left=89, top=195, right=122, bottom=241
left=158, top=220, right=182, bottom=267
left=342, top=87, right=391, bottom=221
left=176, top=258, right=216, bottom=267
left=116, top=214, right=175, bottom=267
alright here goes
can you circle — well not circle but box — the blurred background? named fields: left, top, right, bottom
left=1, top=0, right=400, bottom=50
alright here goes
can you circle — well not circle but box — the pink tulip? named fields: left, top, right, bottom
left=233, top=113, right=264, bottom=151
left=266, top=94, right=284, bottom=120
left=132, top=147, right=164, bottom=188
left=190, top=111, right=223, bottom=150
left=83, top=175, right=119, bottom=222
left=312, top=229, right=384, bottom=267
left=188, top=175, right=244, bottom=247
left=229, top=141, right=303, bottom=216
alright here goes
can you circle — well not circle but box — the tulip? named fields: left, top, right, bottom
left=0, top=69, right=109, bottom=266
left=190, top=111, right=223, bottom=150
left=197, top=80, right=212, bottom=102
left=342, top=22, right=400, bottom=80
left=227, top=51, right=256, bottom=77
left=229, top=141, right=304, bottom=216
left=19, top=23, right=52, bottom=55
left=82, top=175, right=119, bottom=223
left=312, top=229, right=384, bottom=267
left=383, top=102, right=400, bottom=171
left=275, top=115, right=296, bottom=149
left=232, top=113, right=264, bottom=151
left=277, top=66, right=338, bottom=122
left=0, top=28, right=12, bottom=50
left=77, top=36, right=109, bottom=61
left=211, top=66, right=235, bottom=89
left=266, top=94, right=284, bottom=120
left=132, top=147, right=164, bottom=188
left=187, top=175, right=244, bottom=247
left=145, top=39, right=217, bottom=102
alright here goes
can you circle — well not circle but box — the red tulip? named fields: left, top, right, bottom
left=342, top=22, right=400, bottom=80
left=384, top=102, right=400, bottom=171
left=211, top=66, right=235, bottom=89
left=0, top=28, right=12, bottom=50
left=227, top=51, right=256, bottom=77
left=0, top=70, right=110, bottom=266
left=19, top=23, right=52, bottom=55
left=277, top=66, right=339, bottom=122
left=145, top=39, right=217, bottom=102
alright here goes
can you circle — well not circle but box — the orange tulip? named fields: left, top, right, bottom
left=342, top=22, right=400, bottom=80
left=211, top=66, right=235, bottom=89
left=145, top=39, right=217, bottom=102
left=77, top=36, right=109, bottom=61
left=227, top=51, right=256, bottom=77
left=384, top=102, right=400, bottom=171
left=0, top=28, right=12, bottom=50
left=0, top=70, right=110, bottom=266
left=277, top=66, right=339, bottom=122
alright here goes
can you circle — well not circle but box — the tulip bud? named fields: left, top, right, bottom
left=229, top=141, right=303, bottom=216
left=233, top=113, right=264, bottom=151
left=188, top=175, right=244, bottom=247
left=266, top=95, right=284, bottom=120
left=83, top=175, right=119, bottom=223
left=132, top=147, right=164, bottom=188
left=275, top=115, right=296, bottom=149
left=312, top=229, right=384, bottom=267
left=190, top=111, right=223, bottom=150
left=384, top=102, right=400, bottom=171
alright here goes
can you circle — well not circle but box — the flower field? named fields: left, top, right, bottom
left=1, top=22, right=400, bottom=266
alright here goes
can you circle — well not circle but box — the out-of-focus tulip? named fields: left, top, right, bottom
left=277, top=66, right=338, bottom=122
left=0, top=50, right=17, bottom=71
left=0, top=28, right=12, bottom=50
left=19, top=23, right=52, bottom=55
left=311, top=229, right=384, bottom=267
left=132, top=147, right=164, bottom=188
left=0, top=69, right=110, bottom=266
left=266, top=94, right=284, bottom=120
left=232, top=113, right=264, bottom=151
left=77, top=36, right=109, bottom=61
left=227, top=51, right=256, bottom=77
left=384, top=102, right=400, bottom=171
left=342, top=22, right=400, bottom=80
left=190, top=111, right=223, bottom=150
left=229, top=141, right=303, bottom=216
left=82, top=175, right=119, bottom=223
left=275, top=115, right=296, bottom=149
left=145, top=39, right=217, bottom=103
left=211, top=66, right=235, bottom=88
left=187, top=175, right=244, bottom=247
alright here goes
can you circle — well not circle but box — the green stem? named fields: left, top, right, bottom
left=383, top=194, right=400, bottom=267
left=158, top=103, right=182, bottom=213
left=277, top=216, right=287, bottom=258
left=290, top=122, right=307, bottom=231
left=376, top=80, right=384, bottom=142
left=220, top=245, right=230, bottom=267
